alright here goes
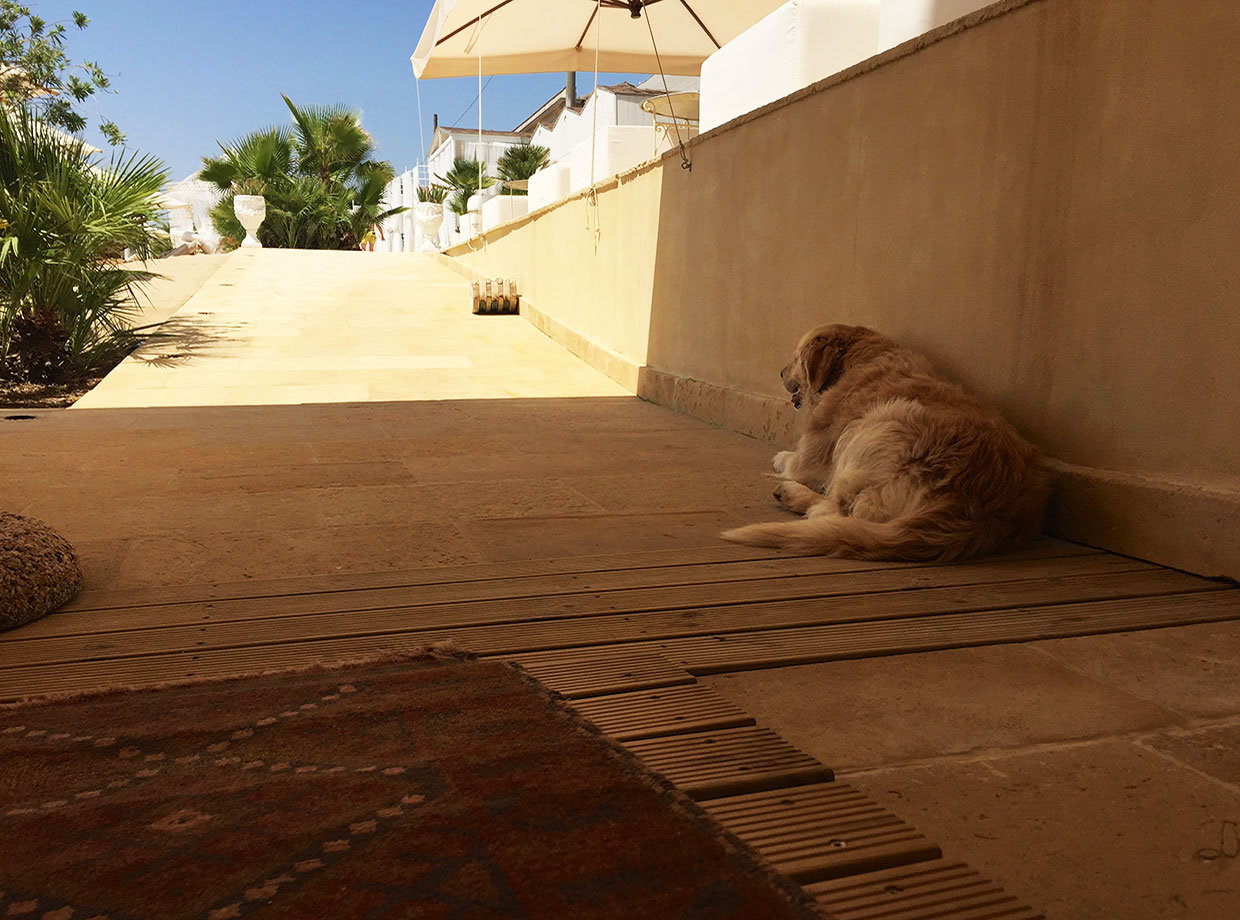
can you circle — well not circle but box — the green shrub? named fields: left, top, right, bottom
left=496, top=143, right=549, bottom=196
left=0, top=106, right=167, bottom=384
left=416, top=184, right=449, bottom=204
left=436, top=157, right=493, bottom=216
left=201, top=96, right=402, bottom=251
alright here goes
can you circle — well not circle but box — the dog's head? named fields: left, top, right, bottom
left=781, top=324, right=892, bottom=410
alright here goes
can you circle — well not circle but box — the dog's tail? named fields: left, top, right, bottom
left=721, top=500, right=1014, bottom=562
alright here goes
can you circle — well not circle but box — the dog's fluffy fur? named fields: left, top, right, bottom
left=721, top=324, right=1049, bottom=561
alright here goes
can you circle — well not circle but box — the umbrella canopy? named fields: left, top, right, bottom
left=411, top=0, right=788, bottom=79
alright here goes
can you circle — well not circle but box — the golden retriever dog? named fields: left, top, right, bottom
left=721, top=324, right=1049, bottom=561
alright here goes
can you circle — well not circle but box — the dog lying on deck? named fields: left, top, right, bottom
left=721, top=324, right=1049, bottom=561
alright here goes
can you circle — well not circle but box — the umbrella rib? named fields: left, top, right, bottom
left=677, top=0, right=720, bottom=48
left=435, top=0, right=521, bottom=46
left=574, top=5, right=599, bottom=53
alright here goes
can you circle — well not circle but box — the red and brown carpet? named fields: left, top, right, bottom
left=0, top=653, right=818, bottom=919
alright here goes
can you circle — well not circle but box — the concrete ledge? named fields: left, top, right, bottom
left=637, top=367, right=795, bottom=447
left=427, top=251, right=487, bottom=284
left=430, top=252, right=644, bottom=392
left=1044, top=460, right=1240, bottom=581
left=522, top=302, right=643, bottom=393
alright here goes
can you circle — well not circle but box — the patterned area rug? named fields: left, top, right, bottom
left=0, top=654, right=817, bottom=919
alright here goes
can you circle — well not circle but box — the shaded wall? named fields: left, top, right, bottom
left=452, top=0, right=1240, bottom=578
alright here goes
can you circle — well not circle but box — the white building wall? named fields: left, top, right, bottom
left=460, top=138, right=525, bottom=177
left=427, top=139, right=456, bottom=184
left=615, top=95, right=653, bottom=127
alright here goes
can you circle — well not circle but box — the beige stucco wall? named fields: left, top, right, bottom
left=451, top=0, right=1240, bottom=578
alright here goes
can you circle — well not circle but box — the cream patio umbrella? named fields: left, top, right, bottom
left=410, top=0, right=788, bottom=79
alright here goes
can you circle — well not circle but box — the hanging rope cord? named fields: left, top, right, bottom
left=465, top=11, right=488, bottom=252
left=586, top=0, right=603, bottom=233
left=643, top=7, right=691, bottom=171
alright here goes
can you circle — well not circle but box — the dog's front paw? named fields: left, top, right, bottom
left=773, top=479, right=819, bottom=514
left=772, top=450, right=795, bottom=475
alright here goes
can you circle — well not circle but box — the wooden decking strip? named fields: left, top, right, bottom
left=12, top=541, right=1104, bottom=641
left=699, top=783, right=941, bottom=883
left=561, top=678, right=1042, bottom=917
left=621, top=725, right=835, bottom=800
left=567, top=684, right=754, bottom=740
left=806, top=860, right=1046, bottom=919
left=656, top=590, right=1240, bottom=674
left=59, top=544, right=801, bottom=613
left=509, top=649, right=696, bottom=698
left=1, top=558, right=1206, bottom=669
left=2, top=569, right=1235, bottom=700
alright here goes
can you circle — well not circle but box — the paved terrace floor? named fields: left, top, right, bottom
left=2, top=250, right=1239, bottom=918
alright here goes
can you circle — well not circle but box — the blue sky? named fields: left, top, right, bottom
left=33, top=0, right=647, bottom=180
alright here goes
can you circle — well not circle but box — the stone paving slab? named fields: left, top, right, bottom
left=74, top=250, right=629, bottom=409
left=849, top=739, right=1240, bottom=920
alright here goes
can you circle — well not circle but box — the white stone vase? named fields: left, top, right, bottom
left=465, top=193, right=484, bottom=238
left=233, top=194, right=266, bottom=249
left=414, top=202, right=445, bottom=251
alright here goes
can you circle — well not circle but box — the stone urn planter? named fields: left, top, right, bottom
left=414, top=201, right=445, bottom=251
left=233, top=194, right=266, bottom=249
left=465, top=194, right=484, bottom=239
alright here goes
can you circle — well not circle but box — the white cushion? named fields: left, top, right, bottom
left=566, top=126, right=656, bottom=194
left=528, top=162, right=571, bottom=211
left=878, top=0, right=993, bottom=51
left=482, top=195, right=530, bottom=231
left=699, top=0, right=882, bottom=132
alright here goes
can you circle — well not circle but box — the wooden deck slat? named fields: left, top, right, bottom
left=807, top=860, right=1045, bottom=919
left=510, top=649, right=694, bottom=698
left=568, top=684, right=754, bottom=740
left=60, top=539, right=1095, bottom=615
left=12, top=544, right=1120, bottom=641
left=4, top=564, right=1212, bottom=670
left=47, top=557, right=921, bottom=630
left=699, top=783, right=940, bottom=882
left=3, top=586, right=1237, bottom=700
left=57, top=544, right=807, bottom=612
left=622, top=725, right=833, bottom=800
left=658, top=590, right=1240, bottom=674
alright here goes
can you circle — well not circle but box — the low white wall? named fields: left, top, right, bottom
left=700, top=0, right=882, bottom=132
left=567, top=126, right=657, bottom=195
left=529, top=162, right=571, bottom=211
left=700, top=0, right=993, bottom=132
left=482, top=195, right=529, bottom=232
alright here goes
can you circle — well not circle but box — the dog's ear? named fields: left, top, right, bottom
left=803, top=332, right=852, bottom=394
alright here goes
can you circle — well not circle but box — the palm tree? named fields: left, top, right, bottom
left=198, top=127, right=293, bottom=192
left=0, top=106, right=167, bottom=383
left=496, top=143, right=549, bottom=196
left=282, top=95, right=387, bottom=188
left=200, top=98, right=402, bottom=250
left=436, top=157, right=494, bottom=217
